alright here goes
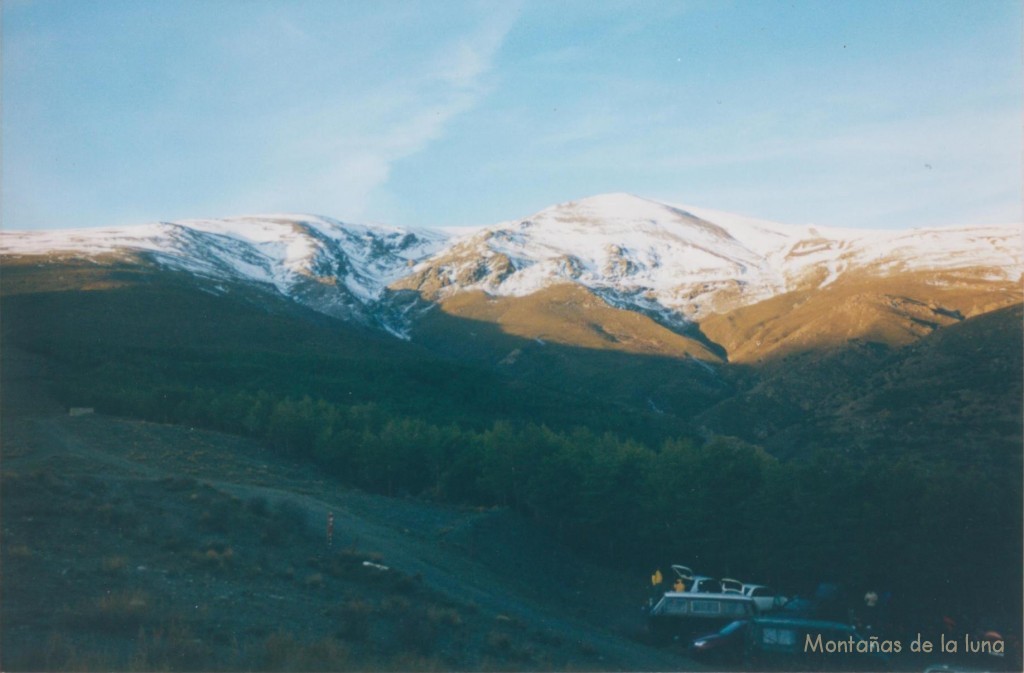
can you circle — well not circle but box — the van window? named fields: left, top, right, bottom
left=691, top=600, right=722, bottom=614
left=661, top=599, right=688, bottom=615
left=654, top=596, right=755, bottom=619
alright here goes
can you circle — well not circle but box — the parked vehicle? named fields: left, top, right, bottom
left=779, top=596, right=817, bottom=618
left=688, top=619, right=749, bottom=664
left=648, top=592, right=758, bottom=643
left=689, top=575, right=723, bottom=593
left=670, top=565, right=694, bottom=583
left=668, top=564, right=695, bottom=591
left=744, top=617, right=889, bottom=671
left=742, top=583, right=788, bottom=612
left=720, top=577, right=744, bottom=594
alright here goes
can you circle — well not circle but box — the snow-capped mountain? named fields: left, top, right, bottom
left=2, top=193, right=1021, bottom=342
left=1, top=214, right=447, bottom=333
left=394, top=193, right=1023, bottom=325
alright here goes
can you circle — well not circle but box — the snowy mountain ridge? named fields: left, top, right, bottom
left=1, top=214, right=448, bottom=331
left=394, top=193, right=1023, bottom=322
left=2, top=193, right=1021, bottom=334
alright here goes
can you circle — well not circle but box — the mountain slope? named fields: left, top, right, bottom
left=4, top=193, right=1020, bottom=456
left=0, top=259, right=694, bottom=445
left=393, top=193, right=1021, bottom=330
left=4, top=193, right=1020, bottom=360
left=418, top=284, right=722, bottom=360
left=700, top=269, right=1022, bottom=362
left=697, top=302, right=1023, bottom=461
left=1, top=215, right=446, bottom=334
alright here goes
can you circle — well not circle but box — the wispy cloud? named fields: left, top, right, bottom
left=2, top=2, right=521, bottom=228
left=235, top=5, right=521, bottom=220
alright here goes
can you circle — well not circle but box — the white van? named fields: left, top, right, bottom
left=648, top=592, right=758, bottom=643
left=742, top=583, right=788, bottom=612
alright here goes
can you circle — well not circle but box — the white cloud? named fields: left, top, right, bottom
left=236, top=6, right=520, bottom=220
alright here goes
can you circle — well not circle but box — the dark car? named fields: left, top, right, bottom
left=688, top=619, right=749, bottom=664
left=745, top=616, right=890, bottom=671
left=779, top=596, right=817, bottom=618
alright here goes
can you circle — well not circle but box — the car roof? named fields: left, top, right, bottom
left=663, top=592, right=756, bottom=602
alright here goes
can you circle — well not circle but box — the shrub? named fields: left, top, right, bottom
left=100, top=589, right=148, bottom=610
left=192, top=544, right=234, bottom=570
left=261, top=632, right=351, bottom=671
left=426, top=606, right=462, bottom=628
left=102, top=555, right=128, bottom=573
left=262, top=631, right=300, bottom=670
left=42, top=632, right=75, bottom=670
left=87, top=590, right=154, bottom=633
left=396, top=615, right=438, bottom=657
left=486, top=630, right=512, bottom=652
left=335, top=599, right=373, bottom=642
left=262, top=501, right=306, bottom=545
left=246, top=496, right=270, bottom=517
left=158, top=476, right=198, bottom=492
left=197, top=496, right=240, bottom=534
left=130, top=621, right=211, bottom=671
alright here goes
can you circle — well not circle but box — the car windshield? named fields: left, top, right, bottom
left=671, top=565, right=694, bottom=579
left=697, top=579, right=721, bottom=592
left=721, top=620, right=747, bottom=635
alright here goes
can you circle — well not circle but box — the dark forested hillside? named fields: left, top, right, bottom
left=0, top=262, right=693, bottom=445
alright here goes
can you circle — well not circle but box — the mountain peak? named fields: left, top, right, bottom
left=538, top=193, right=674, bottom=222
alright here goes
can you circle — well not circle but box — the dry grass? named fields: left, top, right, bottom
left=334, top=598, right=373, bottom=641
left=426, top=606, right=462, bottom=628
left=192, top=543, right=235, bottom=569
left=129, top=621, right=211, bottom=670
left=261, top=631, right=352, bottom=671
left=433, top=285, right=716, bottom=359
left=97, top=589, right=151, bottom=618
left=102, top=555, right=128, bottom=573
left=54, top=589, right=160, bottom=635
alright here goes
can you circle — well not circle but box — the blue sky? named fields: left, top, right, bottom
left=3, top=0, right=1021, bottom=231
